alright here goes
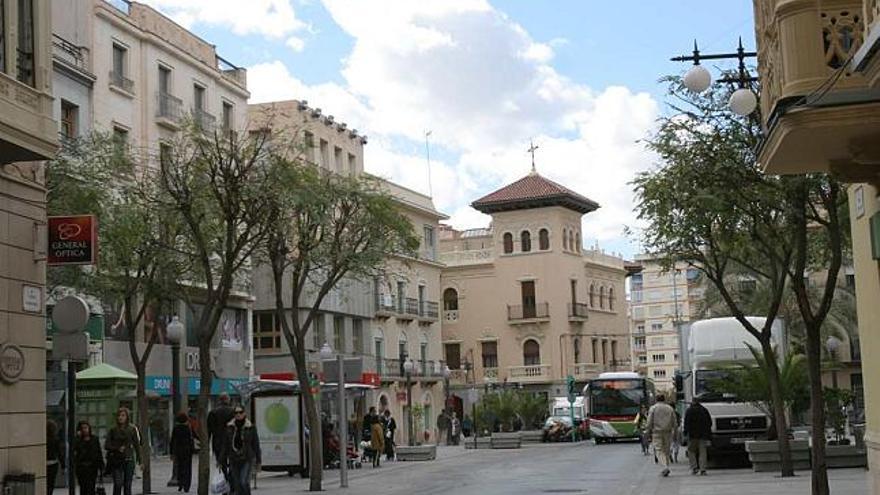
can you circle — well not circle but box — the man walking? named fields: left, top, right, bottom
left=683, top=397, right=713, bottom=475
left=220, top=406, right=261, bottom=495
left=208, top=393, right=235, bottom=462
left=646, top=394, right=677, bottom=477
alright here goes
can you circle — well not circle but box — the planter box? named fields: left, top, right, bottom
left=520, top=430, right=544, bottom=444
left=491, top=432, right=522, bottom=449
left=395, top=444, right=437, bottom=461
left=825, top=444, right=867, bottom=468
left=465, top=437, right=493, bottom=449
left=745, top=440, right=811, bottom=472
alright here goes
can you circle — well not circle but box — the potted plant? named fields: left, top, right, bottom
left=515, top=392, right=548, bottom=444
left=482, top=390, right=522, bottom=449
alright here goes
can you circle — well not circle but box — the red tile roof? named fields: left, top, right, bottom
left=471, top=172, right=599, bottom=214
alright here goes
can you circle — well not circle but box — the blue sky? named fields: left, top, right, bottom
left=146, top=0, right=755, bottom=259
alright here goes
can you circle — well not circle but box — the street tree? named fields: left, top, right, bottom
left=47, top=133, right=182, bottom=494
left=152, top=125, right=276, bottom=495
left=259, top=153, right=418, bottom=491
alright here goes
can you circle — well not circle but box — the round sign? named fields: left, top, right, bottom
left=52, top=295, right=90, bottom=333
left=0, top=344, right=26, bottom=384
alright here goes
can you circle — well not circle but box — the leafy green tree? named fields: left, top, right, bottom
left=515, top=392, right=549, bottom=430
left=479, top=390, right=519, bottom=432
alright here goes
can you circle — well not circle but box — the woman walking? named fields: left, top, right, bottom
left=170, top=412, right=195, bottom=492
left=370, top=419, right=384, bottom=468
left=73, top=421, right=104, bottom=495
left=104, top=407, right=140, bottom=495
left=46, top=420, right=65, bottom=495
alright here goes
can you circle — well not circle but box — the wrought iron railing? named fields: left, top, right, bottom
left=156, top=92, right=183, bottom=122
left=567, top=302, right=589, bottom=318
left=109, top=70, right=134, bottom=93
left=507, top=302, right=549, bottom=320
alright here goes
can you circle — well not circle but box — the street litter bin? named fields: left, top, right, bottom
left=3, top=473, right=35, bottom=495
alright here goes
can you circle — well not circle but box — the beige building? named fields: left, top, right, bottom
left=1, top=0, right=58, bottom=491
left=753, top=1, right=878, bottom=488
left=439, top=171, right=632, bottom=413
left=249, top=99, right=448, bottom=446
left=628, top=256, right=704, bottom=391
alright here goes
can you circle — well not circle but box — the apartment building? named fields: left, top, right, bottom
left=249, top=100, right=448, bottom=445
left=628, top=256, right=704, bottom=391
left=1, top=0, right=58, bottom=491
left=439, top=171, right=634, bottom=415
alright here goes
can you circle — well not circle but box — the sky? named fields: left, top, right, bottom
left=141, top=0, right=756, bottom=259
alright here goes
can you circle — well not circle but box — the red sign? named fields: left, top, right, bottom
left=48, top=216, right=97, bottom=266
left=360, top=372, right=380, bottom=387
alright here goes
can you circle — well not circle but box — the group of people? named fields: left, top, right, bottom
left=361, top=407, right=397, bottom=467
left=642, top=394, right=713, bottom=477
left=436, top=411, right=463, bottom=445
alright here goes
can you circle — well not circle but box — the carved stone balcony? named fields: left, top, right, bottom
left=507, top=364, right=552, bottom=383
left=507, top=303, right=550, bottom=323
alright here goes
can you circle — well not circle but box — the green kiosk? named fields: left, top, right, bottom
left=76, top=363, right=138, bottom=441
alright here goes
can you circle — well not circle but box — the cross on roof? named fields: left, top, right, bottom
left=527, top=140, right=539, bottom=173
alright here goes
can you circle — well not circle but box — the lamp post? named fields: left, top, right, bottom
left=166, top=316, right=184, bottom=488
left=826, top=336, right=842, bottom=389
left=442, top=364, right=451, bottom=445
left=403, top=358, right=415, bottom=446
left=320, top=342, right=348, bottom=488
left=671, top=38, right=759, bottom=116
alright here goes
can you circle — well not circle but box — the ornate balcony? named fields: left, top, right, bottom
left=508, top=364, right=552, bottom=383
left=418, top=300, right=439, bottom=323
left=567, top=302, right=589, bottom=320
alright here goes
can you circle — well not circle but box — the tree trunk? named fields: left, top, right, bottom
left=804, top=325, right=830, bottom=495
left=136, top=365, right=153, bottom=495
left=762, top=339, right=795, bottom=477
left=292, top=347, right=323, bottom=491
left=196, top=348, right=213, bottom=495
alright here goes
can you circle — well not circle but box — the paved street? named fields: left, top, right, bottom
left=141, top=442, right=869, bottom=495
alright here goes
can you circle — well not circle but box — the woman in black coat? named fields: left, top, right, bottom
left=73, top=421, right=105, bottom=495
left=169, top=412, right=195, bottom=493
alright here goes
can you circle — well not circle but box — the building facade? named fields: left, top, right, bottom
left=1, top=0, right=58, bottom=491
left=753, top=1, right=879, bottom=489
left=439, top=171, right=632, bottom=418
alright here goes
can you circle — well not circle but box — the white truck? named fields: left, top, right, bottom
left=676, top=317, right=786, bottom=456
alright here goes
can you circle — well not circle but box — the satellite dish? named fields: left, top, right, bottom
left=52, top=295, right=90, bottom=334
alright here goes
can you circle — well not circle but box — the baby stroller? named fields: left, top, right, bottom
left=346, top=441, right=362, bottom=469
left=359, top=440, right=378, bottom=466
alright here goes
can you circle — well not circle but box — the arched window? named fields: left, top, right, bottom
left=523, top=339, right=541, bottom=366
left=503, top=233, right=513, bottom=254
left=608, top=287, right=615, bottom=310
left=443, top=288, right=459, bottom=311
left=599, top=286, right=606, bottom=309
left=569, top=231, right=575, bottom=252
left=538, top=229, right=549, bottom=250
left=563, top=229, right=568, bottom=250
left=575, top=232, right=581, bottom=252
left=521, top=231, right=531, bottom=252
left=589, top=284, right=595, bottom=307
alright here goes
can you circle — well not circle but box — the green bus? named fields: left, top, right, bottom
left=584, top=372, right=655, bottom=443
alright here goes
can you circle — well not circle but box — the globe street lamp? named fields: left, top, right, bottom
left=672, top=39, right=759, bottom=116
left=826, top=336, right=842, bottom=389
left=403, top=358, right=415, bottom=446
left=320, top=342, right=348, bottom=488
left=166, top=315, right=184, bottom=488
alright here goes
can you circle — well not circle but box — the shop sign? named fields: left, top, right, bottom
left=0, top=344, right=25, bottom=384
left=360, top=372, right=380, bottom=386
left=47, top=215, right=97, bottom=266
left=146, top=375, right=173, bottom=396
left=185, top=351, right=216, bottom=372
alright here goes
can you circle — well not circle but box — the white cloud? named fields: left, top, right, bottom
left=142, top=0, right=307, bottom=39
left=286, top=36, right=306, bottom=52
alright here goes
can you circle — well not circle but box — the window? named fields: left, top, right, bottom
left=573, top=337, right=581, bottom=364
left=523, top=339, right=540, bottom=366
left=312, top=314, right=325, bottom=349
left=652, top=354, right=666, bottom=363
left=653, top=369, right=667, bottom=379
left=334, top=146, right=343, bottom=173
left=601, top=340, right=608, bottom=365
left=352, top=319, right=363, bottom=355
left=563, top=229, right=568, bottom=250
left=609, top=287, right=615, bottom=310
left=631, top=290, right=642, bottom=302
left=636, top=324, right=645, bottom=334
left=159, top=142, right=172, bottom=167
left=599, top=286, right=606, bottom=309
left=398, top=335, right=408, bottom=361
left=158, top=65, right=172, bottom=94
left=418, top=285, right=426, bottom=314
left=193, top=84, right=205, bottom=111
left=423, top=225, right=435, bottom=260
left=112, top=126, right=128, bottom=154
left=521, top=231, right=531, bottom=252
left=539, top=229, right=549, bottom=250
left=444, top=343, right=461, bottom=369
left=222, top=101, right=234, bottom=131
left=397, top=281, right=406, bottom=312
left=686, top=268, right=700, bottom=281
left=591, top=339, right=598, bottom=363
left=420, top=341, right=428, bottom=374
left=482, top=341, right=498, bottom=368
left=252, top=312, right=281, bottom=351
left=443, top=288, right=458, bottom=311
left=570, top=280, right=577, bottom=305
left=575, top=232, right=581, bottom=252
left=569, top=231, right=575, bottom=252
left=651, top=323, right=663, bottom=332
left=16, top=0, right=35, bottom=86
left=845, top=273, right=855, bottom=289
left=111, top=43, right=128, bottom=88
left=503, top=233, right=513, bottom=254
left=320, top=139, right=330, bottom=169
left=589, top=284, right=595, bottom=307
left=60, top=101, right=78, bottom=140
left=739, top=279, right=757, bottom=293
left=673, top=353, right=679, bottom=362
left=374, top=338, right=384, bottom=372
left=611, top=341, right=617, bottom=363
left=333, top=316, right=344, bottom=353
left=638, top=355, right=647, bottom=364
left=348, top=153, right=357, bottom=175
left=521, top=280, right=536, bottom=317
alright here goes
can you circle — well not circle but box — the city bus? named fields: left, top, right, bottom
left=583, top=372, right=655, bottom=444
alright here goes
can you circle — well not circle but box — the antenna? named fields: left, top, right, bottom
left=425, top=130, right=433, bottom=197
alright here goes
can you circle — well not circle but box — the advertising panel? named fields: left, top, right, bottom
left=254, top=395, right=301, bottom=467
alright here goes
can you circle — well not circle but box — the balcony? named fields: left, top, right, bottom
left=396, top=297, right=420, bottom=321
left=418, top=300, right=439, bottom=323
left=193, top=108, right=216, bottom=131
left=0, top=73, right=57, bottom=163
left=439, top=249, right=493, bottom=267
left=374, top=293, right=396, bottom=318
left=571, top=363, right=602, bottom=380
left=108, top=70, right=134, bottom=95
left=156, top=92, right=183, bottom=129
left=483, top=367, right=499, bottom=383
left=378, top=358, right=446, bottom=381
left=567, top=302, right=589, bottom=320
left=508, top=364, right=552, bottom=383
left=52, top=34, right=91, bottom=75
left=507, top=303, right=550, bottom=323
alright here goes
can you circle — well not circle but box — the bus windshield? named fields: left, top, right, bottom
left=588, top=380, right=644, bottom=417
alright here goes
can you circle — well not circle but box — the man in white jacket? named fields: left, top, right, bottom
left=646, top=394, right=677, bottom=477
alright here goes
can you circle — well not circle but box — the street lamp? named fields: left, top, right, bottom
left=403, top=358, right=415, bottom=446
left=442, top=365, right=451, bottom=445
left=826, top=336, right=842, bottom=389
left=166, top=315, right=184, bottom=488
left=672, top=39, right=759, bottom=116
left=320, top=342, right=348, bottom=488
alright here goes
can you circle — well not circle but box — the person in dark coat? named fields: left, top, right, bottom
left=170, top=412, right=195, bottom=492
left=104, top=407, right=140, bottom=495
left=74, top=420, right=104, bottom=495
left=46, top=420, right=65, bottom=495
left=362, top=407, right=378, bottom=441
left=207, top=393, right=235, bottom=463
left=220, top=406, right=261, bottom=495
left=683, top=397, right=713, bottom=475
left=382, top=410, right=397, bottom=461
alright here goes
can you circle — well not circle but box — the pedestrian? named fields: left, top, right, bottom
left=363, top=407, right=378, bottom=442
left=104, top=407, right=140, bottom=495
left=74, top=420, right=104, bottom=495
left=46, top=420, right=65, bottom=495
left=646, top=395, right=677, bottom=477
left=382, top=410, right=397, bottom=461
left=207, top=393, right=235, bottom=463
left=370, top=418, right=384, bottom=468
left=683, top=397, right=713, bottom=476
left=436, top=412, right=449, bottom=445
left=637, top=405, right=650, bottom=455
left=220, top=406, right=261, bottom=495
left=451, top=412, right=461, bottom=446
left=170, top=412, right=195, bottom=492
left=462, top=415, right=473, bottom=438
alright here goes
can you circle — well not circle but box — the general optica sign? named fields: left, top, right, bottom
left=47, top=215, right=97, bottom=265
